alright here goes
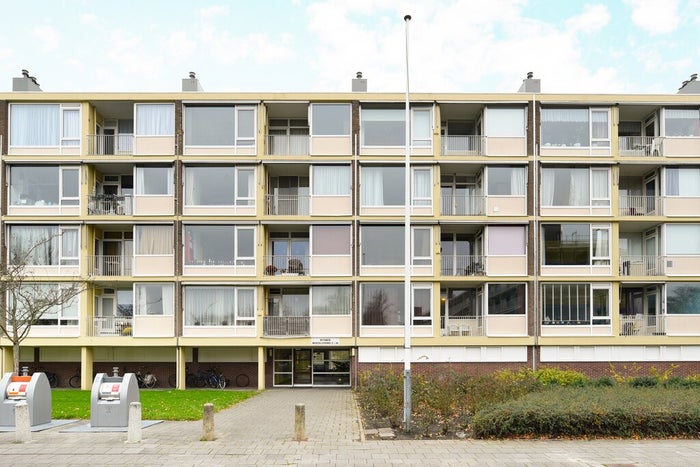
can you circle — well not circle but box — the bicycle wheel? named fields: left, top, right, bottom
left=207, top=374, right=218, bottom=388
left=196, top=374, right=207, bottom=388
left=144, top=374, right=157, bottom=389
left=69, top=375, right=81, bottom=388
left=168, top=373, right=177, bottom=388
left=47, top=373, right=59, bottom=388
left=217, top=374, right=226, bottom=389
left=235, top=373, right=250, bottom=388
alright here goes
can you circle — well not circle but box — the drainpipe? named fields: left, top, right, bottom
left=532, top=93, right=539, bottom=371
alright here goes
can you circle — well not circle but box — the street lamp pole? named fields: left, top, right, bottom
left=403, top=13, right=412, bottom=433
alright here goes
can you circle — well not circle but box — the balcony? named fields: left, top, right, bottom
left=86, top=134, right=134, bottom=156
left=441, top=316, right=484, bottom=336
left=88, top=194, right=133, bottom=215
left=264, top=255, right=309, bottom=276
left=267, top=134, right=309, bottom=156
left=619, top=136, right=663, bottom=157
left=441, top=195, right=485, bottom=216
left=86, top=316, right=133, bottom=337
left=441, top=135, right=483, bottom=156
left=86, top=255, right=133, bottom=276
left=265, top=194, right=309, bottom=215
left=620, top=256, right=663, bottom=276
left=263, top=316, right=310, bottom=337
left=618, top=195, right=662, bottom=216
left=619, top=314, right=664, bottom=336
left=441, top=255, right=486, bottom=276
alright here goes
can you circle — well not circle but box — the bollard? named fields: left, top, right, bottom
left=15, top=401, right=31, bottom=443
left=202, top=403, right=215, bottom=441
left=127, top=402, right=142, bottom=443
left=294, top=403, right=307, bottom=441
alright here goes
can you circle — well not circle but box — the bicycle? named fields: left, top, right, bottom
left=206, top=368, right=226, bottom=389
left=38, top=368, right=59, bottom=388
left=133, top=368, right=157, bottom=389
left=68, top=368, right=81, bottom=388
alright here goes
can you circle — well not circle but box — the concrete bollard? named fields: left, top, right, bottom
left=14, top=401, right=31, bottom=443
left=202, top=403, right=215, bottom=441
left=127, top=402, right=142, bottom=443
left=294, top=403, right=307, bottom=441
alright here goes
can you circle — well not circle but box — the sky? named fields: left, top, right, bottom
left=0, top=0, right=699, bottom=94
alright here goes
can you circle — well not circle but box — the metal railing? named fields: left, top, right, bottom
left=264, top=255, right=309, bottom=275
left=441, top=255, right=485, bottom=276
left=86, top=255, right=133, bottom=276
left=88, top=194, right=133, bottom=215
left=86, top=316, right=133, bottom=337
left=441, top=316, right=484, bottom=336
left=441, top=135, right=483, bottom=156
left=619, top=314, right=664, bottom=336
left=86, top=134, right=134, bottom=155
left=263, top=316, right=310, bottom=336
left=441, top=194, right=485, bottom=215
left=618, top=136, right=664, bottom=157
left=619, top=255, right=663, bottom=276
left=265, top=194, right=310, bottom=215
left=618, top=195, right=662, bottom=216
left=267, top=134, right=309, bottom=155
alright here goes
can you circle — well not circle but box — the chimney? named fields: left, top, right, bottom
left=677, top=73, right=700, bottom=94
left=352, top=71, right=367, bottom=92
left=517, top=71, right=540, bottom=93
left=12, top=69, right=42, bottom=91
left=182, top=71, right=204, bottom=92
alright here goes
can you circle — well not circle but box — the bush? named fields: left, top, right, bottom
left=357, top=366, right=404, bottom=427
left=592, top=376, right=616, bottom=387
left=628, top=376, right=659, bottom=388
left=534, top=367, right=588, bottom=387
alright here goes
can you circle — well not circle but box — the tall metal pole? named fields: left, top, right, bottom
left=403, top=13, right=412, bottom=433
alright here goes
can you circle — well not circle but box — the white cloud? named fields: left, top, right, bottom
left=624, top=0, right=680, bottom=34
left=80, top=13, right=97, bottom=25
left=565, top=4, right=611, bottom=34
left=32, top=25, right=59, bottom=53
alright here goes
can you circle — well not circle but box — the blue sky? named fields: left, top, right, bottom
left=1, top=0, right=698, bottom=94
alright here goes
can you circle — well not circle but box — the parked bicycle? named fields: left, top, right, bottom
left=134, top=368, right=157, bottom=389
left=206, top=368, right=226, bottom=389
left=184, top=367, right=226, bottom=389
left=68, top=368, right=81, bottom=388
left=38, top=368, right=59, bottom=388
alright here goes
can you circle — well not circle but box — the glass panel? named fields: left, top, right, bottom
left=236, top=108, right=255, bottom=145
left=361, top=225, right=404, bottom=265
left=541, top=167, right=589, bottom=206
left=543, top=224, right=590, bottom=265
left=312, top=165, right=351, bottom=195
left=10, top=104, right=60, bottom=146
left=413, top=288, right=431, bottom=325
left=666, top=225, right=700, bottom=255
left=312, top=286, right=351, bottom=315
left=488, top=226, right=526, bottom=255
left=236, top=168, right=255, bottom=205
left=312, top=104, right=351, bottom=136
left=592, top=288, right=610, bottom=324
left=362, top=108, right=405, bottom=146
left=136, top=166, right=173, bottom=195
left=361, top=283, right=404, bottom=325
left=61, top=168, right=80, bottom=202
left=665, top=109, right=700, bottom=137
left=488, top=166, right=525, bottom=196
left=184, top=286, right=236, bottom=325
left=488, top=283, right=525, bottom=314
left=185, top=166, right=235, bottom=205
left=185, top=106, right=235, bottom=146
left=10, top=166, right=60, bottom=206
left=666, top=283, right=700, bottom=314
left=412, top=108, right=431, bottom=146
left=136, top=104, right=175, bottom=136
left=361, top=166, right=405, bottom=206
left=184, top=225, right=235, bottom=265
left=236, top=228, right=255, bottom=262
left=312, top=225, right=351, bottom=255
left=542, top=283, right=590, bottom=325
left=135, top=225, right=173, bottom=255
left=136, top=283, right=173, bottom=316
left=541, top=108, right=589, bottom=147
left=487, top=107, right=525, bottom=137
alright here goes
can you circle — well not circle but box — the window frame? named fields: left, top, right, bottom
left=134, top=283, right=174, bottom=316
left=540, top=107, right=610, bottom=148
left=183, top=225, right=255, bottom=266
left=135, top=166, right=173, bottom=196
left=541, top=166, right=611, bottom=207
left=9, top=103, right=81, bottom=148
left=411, top=167, right=432, bottom=206
left=487, top=283, right=527, bottom=315
left=412, top=284, right=433, bottom=326
left=311, top=285, right=352, bottom=316
left=8, top=225, right=79, bottom=266
left=310, top=103, right=352, bottom=137
left=183, top=285, right=256, bottom=327
left=542, top=223, right=611, bottom=266
left=360, top=165, right=405, bottom=207
left=541, top=283, right=611, bottom=326
left=663, top=108, right=700, bottom=137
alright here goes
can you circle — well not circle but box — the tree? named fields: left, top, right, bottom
left=0, top=233, right=88, bottom=374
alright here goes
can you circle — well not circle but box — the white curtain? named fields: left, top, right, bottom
left=679, top=168, right=700, bottom=196
left=185, top=286, right=235, bottom=326
left=236, top=289, right=255, bottom=324
left=61, top=228, right=79, bottom=260
left=312, top=286, right=351, bottom=315
left=541, top=169, right=555, bottom=205
left=313, top=166, right=350, bottom=195
left=136, top=284, right=173, bottom=316
left=237, top=169, right=255, bottom=202
left=135, top=225, right=173, bottom=255
left=11, top=104, right=59, bottom=146
left=136, top=167, right=173, bottom=195
left=412, top=169, right=431, bottom=205
left=10, top=226, right=57, bottom=265
left=569, top=170, right=589, bottom=205
left=62, top=109, right=80, bottom=145
left=184, top=168, right=197, bottom=205
left=510, top=167, right=525, bottom=196
left=592, top=228, right=610, bottom=258
left=361, top=167, right=383, bottom=205
left=136, top=104, right=174, bottom=136
left=591, top=169, right=609, bottom=201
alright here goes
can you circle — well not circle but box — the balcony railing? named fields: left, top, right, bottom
left=619, top=136, right=664, bottom=157
left=263, top=316, right=310, bottom=336
left=441, top=194, right=485, bottom=215
left=620, top=255, right=664, bottom=276
left=265, top=194, right=310, bottom=215
left=88, top=194, right=133, bottom=215
left=86, top=316, right=133, bottom=337
left=264, top=255, right=309, bottom=276
left=267, top=134, right=310, bottom=155
left=441, top=135, right=483, bottom=156
left=441, top=255, right=485, bottom=276
left=441, top=316, right=484, bottom=336
left=86, top=134, right=134, bottom=156
left=619, top=314, right=664, bottom=336
left=618, top=195, right=662, bottom=216
left=86, top=255, right=133, bottom=276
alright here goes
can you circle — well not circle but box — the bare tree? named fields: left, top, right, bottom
left=0, top=232, right=88, bottom=374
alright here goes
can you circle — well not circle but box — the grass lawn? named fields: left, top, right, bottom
left=51, top=389, right=258, bottom=420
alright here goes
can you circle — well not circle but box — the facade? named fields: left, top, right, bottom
left=1, top=71, right=700, bottom=389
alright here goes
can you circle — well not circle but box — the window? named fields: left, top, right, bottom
left=412, top=108, right=431, bottom=147
left=487, top=107, right=525, bottom=137
left=665, top=167, right=700, bottom=196
left=184, top=105, right=256, bottom=146
left=412, top=168, right=432, bottom=206
left=184, top=286, right=255, bottom=326
left=135, top=283, right=174, bottom=316
left=135, top=104, right=174, bottom=136
left=184, top=225, right=254, bottom=266
left=488, top=283, right=525, bottom=314
left=311, top=104, right=351, bottom=136
left=412, top=227, right=432, bottom=266
left=541, top=167, right=610, bottom=206
left=412, top=286, right=432, bottom=326
left=361, top=166, right=404, bottom=206
left=9, top=166, right=79, bottom=206
left=488, top=226, right=526, bottom=255
left=542, top=283, right=610, bottom=325
left=10, top=104, right=80, bottom=147
left=361, top=226, right=403, bottom=265
left=9, top=225, right=78, bottom=266
left=311, top=286, right=351, bottom=315
left=312, top=225, right=351, bottom=255
left=666, top=283, right=700, bottom=314
left=184, top=166, right=254, bottom=206
left=268, top=287, right=309, bottom=317
left=361, top=107, right=431, bottom=147
left=8, top=283, right=79, bottom=326
left=664, top=109, right=700, bottom=137
left=487, top=166, right=526, bottom=196
left=135, top=166, right=173, bottom=195
left=135, top=225, right=173, bottom=255
left=542, top=224, right=610, bottom=266
left=666, top=225, right=700, bottom=255
left=541, top=108, right=609, bottom=147
left=312, top=165, right=351, bottom=196
left=361, top=283, right=429, bottom=326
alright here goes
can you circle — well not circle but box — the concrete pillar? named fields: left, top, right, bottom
left=81, top=346, right=94, bottom=390
left=257, top=346, right=266, bottom=390
left=127, top=402, right=142, bottom=443
left=294, top=403, right=307, bottom=441
left=176, top=346, right=186, bottom=390
left=202, top=403, right=215, bottom=441
left=15, top=401, right=31, bottom=443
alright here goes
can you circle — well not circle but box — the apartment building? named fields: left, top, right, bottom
left=1, top=71, right=699, bottom=389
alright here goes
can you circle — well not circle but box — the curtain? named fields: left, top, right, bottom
left=312, top=286, right=351, bottom=315
left=591, top=169, right=609, bottom=201
left=10, top=226, right=57, bottom=265
left=136, top=104, right=174, bottom=136
left=591, top=111, right=608, bottom=139
left=361, top=167, right=383, bottom=205
left=136, top=167, right=173, bottom=195
left=11, top=104, right=59, bottom=146
left=413, top=228, right=431, bottom=258
left=679, top=168, right=700, bottom=196
left=541, top=169, right=555, bottom=205
left=135, top=225, right=173, bottom=255
left=184, top=168, right=197, bottom=204
left=185, top=286, right=235, bottom=326
left=412, top=169, right=431, bottom=205
left=61, top=229, right=79, bottom=260
left=592, top=228, right=610, bottom=258
left=313, top=166, right=350, bottom=195
left=237, top=169, right=255, bottom=202
left=510, top=167, right=525, bottom=196
left=136, top=284, right=173, bottom=316
left=569, top=169, right=589, bottom=205
left=236, top=289, right=255, bottom=323
left=62, top=109, right=80, bottom=145
left=412, top=109, right=431, bottom=146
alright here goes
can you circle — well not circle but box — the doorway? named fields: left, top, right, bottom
left=272, top=348, right=351, bottom=387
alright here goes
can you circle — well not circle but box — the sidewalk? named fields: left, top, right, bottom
left=0, top=388, right=699, bottom=465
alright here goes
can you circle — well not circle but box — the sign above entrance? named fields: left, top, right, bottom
left=311, top=338, right=340, bottom=345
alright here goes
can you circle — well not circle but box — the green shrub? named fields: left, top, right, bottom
left=534, top=367, right=589, bottom=386
left=592, top=376, right=616, bottom=387
left=628, top=376, right=659, bottom=388
left=357, top=367, right=404, bottom=427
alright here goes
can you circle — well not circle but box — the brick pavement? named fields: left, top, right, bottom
left=0, top=388, right=699, bottom=465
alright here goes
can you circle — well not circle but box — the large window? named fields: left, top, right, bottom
left=135, top=104, right=175, bottom=136
left=487, top=166, right=526, bottom=196
left=135, top=225, right=173, bottom=255
left=664, top=109, right=700, bottom=137
left=268, top=288, right=309, bottom=317
left=488, top=283, right=526, bottom=314
left=666, top=224, right=700, bottom=255
left=9, top=165, right=79, bottom=206
left=542, top=283, right=610, bottom=325
left=311, top=104, right=351, bottom=136
left=312, top=165, right=351, bottom=196
left=362, top=226, right=403, bottom=265
left=541, top=167, right=610, bottom=206
left=361, top=283, right=430, bottom=326
left=665, top=167, right=700, bottom=196
left=135, top=283, right=174, bottom=316
left=9, top=283, right=79, bottom=326
left=135, top=166, right=173, bottom=195
left=184, top=166, right=254, bottom=205
left=184, top=225, right=254, bottom=266
left=666, top=283, right=700, bottom=314
left=486, top=107, right=526, bottom=137
left=488, top=226, right=526, bottom=256
left=10, top=104, right=80, bottom=147
left=361, top=107, right=431, bottom=147
left=184, top=286, right=254, bottom=326
left=311, top=286, right=351, bottom=315
left=361, top=166, right=404, bottom=206
left=412, top=168, right=432, bottom=206
left=9, top=225, right=78, bottom=266
left=542, top=224, right=610, bottom=266
left=184, top=105, right=255, bottom=146
left=541, top=108, right=609, bottom=147
left=312, top=225, right=351, bottom=255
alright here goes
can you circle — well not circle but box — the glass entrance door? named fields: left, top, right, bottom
left=293, top=349, right=312, bottom=385
left=273, top=348, right=351, bottom=387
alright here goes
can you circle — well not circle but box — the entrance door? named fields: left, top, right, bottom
left=293, top=349, right=312, bottom=385
left=643, top=172, right=658, bottom=215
